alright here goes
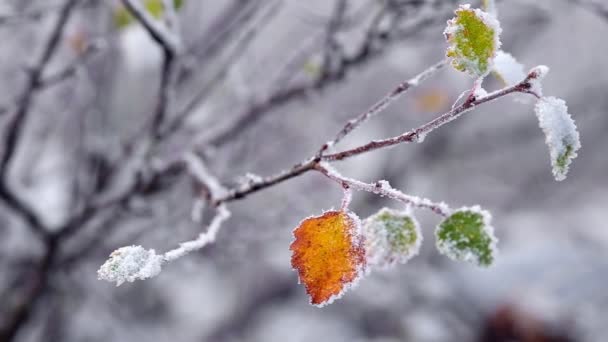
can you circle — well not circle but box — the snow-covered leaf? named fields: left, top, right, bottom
left=363, top=208, right=422, bottom=269
left=290, top=210, right=366, bottom=307
left=493, top=51, right=526, bottom=86
left=445, top=4, right=502, bottom=78
left=435, top=207, right=497, bottom=267
left=98, top=245, right=164, bottom=286
left=534, top=96, right=581, bottom=181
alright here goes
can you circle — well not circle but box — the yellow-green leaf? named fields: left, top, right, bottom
left=444, top=4, right=501, bottom=78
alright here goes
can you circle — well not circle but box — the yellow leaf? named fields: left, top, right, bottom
left=290, top=210, right=366, bottom=306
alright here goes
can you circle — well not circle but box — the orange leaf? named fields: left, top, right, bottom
left=290, top=210, right=366, bottom=306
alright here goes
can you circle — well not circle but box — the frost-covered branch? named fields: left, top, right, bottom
left=318, top=59, right=447, bottom=156
left=209, top=66, right=547, bottom=206
left=162, top=204, right=231, bottom=262
left=97, top=204, right=231, bottom=286
left=322, top=67, right=545, bottom=162
left=316, top=163, right=450, bottom=216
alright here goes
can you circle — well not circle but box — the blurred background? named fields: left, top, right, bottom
left=0, top=0, right=607, bottom=341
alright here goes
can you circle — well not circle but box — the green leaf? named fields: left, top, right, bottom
left=435, top=207, right=497, bottom=267
left=444, top=4, right=501, bottom=78
left=114, top=0, right=184, bottom=30
left=363, top=208, right=422, bottom=268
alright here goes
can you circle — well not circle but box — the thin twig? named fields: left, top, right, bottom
left=213, top=70, right=541, bottom=205
left=318, top=59, right=447, bottom=156
left=0, top=0, right=79, bottom=238
left=315, top=162, right=450, bottom=216
left=322, top=79, right=535, bottom=161
left=119, top=0, right=181, bottom=55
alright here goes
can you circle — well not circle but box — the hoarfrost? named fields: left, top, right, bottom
left=534, top=96, right=581, bottom=181
left=527, top=65, right=550, bottom=97
left=363, top=208, right=422, bottom=269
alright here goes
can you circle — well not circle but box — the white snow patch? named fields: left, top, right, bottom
left=97, top=245, right=163, bottom=286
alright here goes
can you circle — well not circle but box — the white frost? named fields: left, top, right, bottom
left=534, top=97, right=581, bottom=181
left=493, top=51, right=526, bottom=86
left=363, top=208, right=422, bottom=269
left=527, top=65, right=550, bottom=97
left=97, top=245, right=163, bottom=286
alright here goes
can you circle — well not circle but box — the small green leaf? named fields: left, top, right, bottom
left=435, top=207, right=497, bottom=267
left=363, top=208, right=422, bottom=268
left=444, top=4, right=501, bottom=78
left=114, top=0, right=184, bottom=30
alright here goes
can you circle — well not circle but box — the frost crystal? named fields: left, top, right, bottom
left=493, top=51, right=525, bottom=86
left=526, top=65, right=550, bottom=96
left=473, top=86, right=488, bottom=98
left=98, top=245, right=164, bottom=286
left=363, top=208, right=422, bottom=269
left=435, top=206, right=497, bottom=267
left=534, top=97, right=581, bottom=181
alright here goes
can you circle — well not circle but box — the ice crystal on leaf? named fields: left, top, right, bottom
left=435, top=207, right=497, bottom=267
left=363, top=208, right=422, bottom=269
left=445, top=4, right=502, bottom=78
left=534, top=96, right=581, bottom=181
left=290, top=210, right=366, bottom=307
left=98, top=245, right=164, bottom=286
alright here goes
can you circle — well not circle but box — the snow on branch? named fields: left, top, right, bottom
left=98, top=204, right=231, bottom=285
left=316, top=163, right=450, bottom=217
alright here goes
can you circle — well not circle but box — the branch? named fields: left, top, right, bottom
left=315, top=162, right=450, bottom=216
left=212, top=68, right=543, bottom=205
left=204, top=1, right=450, bottom=147
left=97, top=64, right=544, bottom=285
left=322, top=76, right=537, bottom=161
left=318, top=59, right=447, bottom=156
left=0, top=0, right=79, bottom=237
left=162, top=204, right=231, bottom=262
left=119, top=0, right=181, bottom=56
left=165, top=0, right=282, bottom=138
